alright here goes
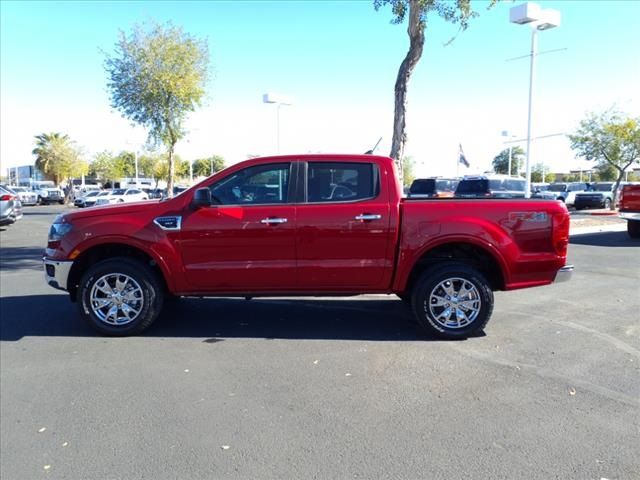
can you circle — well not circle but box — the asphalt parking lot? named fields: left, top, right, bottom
left=1, top=205, right=639, bottom=480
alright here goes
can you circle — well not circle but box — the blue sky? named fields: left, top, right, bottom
left=1, top=0, right=639, bottom=177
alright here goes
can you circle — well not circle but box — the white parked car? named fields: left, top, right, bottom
left=5, top=186, right=38, bottom=206
left=94, top=188, right=149, bottom=206
left=29, top=181, right=65, bottom=205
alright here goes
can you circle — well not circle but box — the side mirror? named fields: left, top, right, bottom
left=192, top=188, right=212, bottom=208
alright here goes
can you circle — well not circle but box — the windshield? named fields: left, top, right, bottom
left=549, top=184, right=568, bottom=192
left=98, top=191, right=110, bottom=196
left=590, top=183, right=614, bottom=192
left=10, top=186, right=26, bottom=192
left=111, top=189, right=126, bottom=195
left=85, top=191, right=100, bottom=197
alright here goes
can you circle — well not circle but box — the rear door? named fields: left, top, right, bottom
left=295, top=160, right=392, bottom=290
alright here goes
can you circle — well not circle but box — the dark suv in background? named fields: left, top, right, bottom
left=407, top=178, right=459, bottom=198
left=454, top=176, right=527, bottom=199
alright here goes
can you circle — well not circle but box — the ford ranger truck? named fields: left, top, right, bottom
left=43, top=155, right=573, bottom=338
left=619, top=184, right=640, bottom=238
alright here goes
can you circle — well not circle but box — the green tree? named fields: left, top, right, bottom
left=402, top=156, right=416, bottom=186
left=31, top=133, right=86, bottom=190
left=492, top=146, right=524, bottom=175
left=137, top=153, right=161, bottom=178
left=374, top=0, right=496, bottom=180
left=105, top=22, right=209, bottom=197
left=193, top=155, right=225, bottom=177
left=594, top=162, right=616, bottom=181
left=531, top=163, right=553, bottom=183
left=32, top=132, right=70, bottom=181
left=569, top=109, right=640, bottom=209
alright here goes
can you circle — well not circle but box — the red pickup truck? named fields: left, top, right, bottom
left=44, top=155, right=573, bottom=338
left=619, top=184, right=640, bottom=238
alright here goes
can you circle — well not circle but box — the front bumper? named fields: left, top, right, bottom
left=43, top=257, right=74, bottom=291
left=555, top=264, right=574, bottom=283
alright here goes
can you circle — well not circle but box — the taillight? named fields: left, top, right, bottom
left=552, top=212, right=570, bottom=256
left=1, top=194, right=15, bottom=201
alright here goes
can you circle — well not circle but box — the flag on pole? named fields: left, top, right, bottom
left=458, top=144, right=470, bottom=168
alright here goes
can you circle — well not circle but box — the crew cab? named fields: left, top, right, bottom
left=619, top=184, right=640, bottom=238
left=43, top=155, right=573, bottom=338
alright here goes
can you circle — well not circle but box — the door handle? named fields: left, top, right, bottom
left=260, top=217, right=288, bottom=224
left=354, top=214, right=382, bottom=221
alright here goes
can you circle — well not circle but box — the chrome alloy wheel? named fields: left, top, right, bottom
left=427, top=277, right=481, bottom=329
left=89, top=273, right=144, bottom=326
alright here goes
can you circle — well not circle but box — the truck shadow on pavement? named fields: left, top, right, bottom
left=0, top=247, right=45, bottom=271
left=570, top=230, right=635, bottom=248
left=0, top=295, right=463, bottom=342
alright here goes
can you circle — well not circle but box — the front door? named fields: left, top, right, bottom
left=180, top=162, right=297, bottom=292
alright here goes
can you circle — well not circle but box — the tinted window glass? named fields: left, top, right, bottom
left=307, top=163, right=376, bottom=203
left=549, top=184, right=568, bottom=192
left=409, top=179, right=436, bottom=195
left=210, top=163, right=290, bottom=205
left=456, top=179, right=489, bottom=194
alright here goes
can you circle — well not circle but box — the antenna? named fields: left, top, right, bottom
left=365, top=137, right=382, bottom=155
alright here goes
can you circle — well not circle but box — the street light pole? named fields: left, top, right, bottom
left=524, top=27, right=537, bottom=197
left=263, top=93, right=292, bottom=155
left=510, top=2, right=561, bottom=198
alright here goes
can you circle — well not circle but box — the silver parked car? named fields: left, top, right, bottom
left=0, top=185, right=23, bottom=226
left=4, top=185, right=38, bottom=206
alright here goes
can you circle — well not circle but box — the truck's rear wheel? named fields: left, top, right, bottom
left=628, top=220, right=640, bottom=239
left=411, top=263, right=493, bottom=339
left=78, top=257, right=164, bottom=336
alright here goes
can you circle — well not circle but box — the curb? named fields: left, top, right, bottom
left=570, top=223, right=627, bottom=236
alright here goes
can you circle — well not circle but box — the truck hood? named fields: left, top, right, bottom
left=62, top=200, right=163, bottom=222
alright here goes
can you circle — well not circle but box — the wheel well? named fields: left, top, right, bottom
left=67, top=243, right=168, bottom=301
left=404, top=242, right=504, bottom=295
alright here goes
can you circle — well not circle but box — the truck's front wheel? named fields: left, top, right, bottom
left=78, top=257, right=164, bottom=336
left=628, top=220, right=640, bottom=239
left=411, top=263, right=493, bottom=339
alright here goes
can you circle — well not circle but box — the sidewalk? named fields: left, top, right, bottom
left=569, top=208, right=626, bottom=236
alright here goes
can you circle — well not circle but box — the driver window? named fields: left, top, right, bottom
left=209, top=163, right=290, bottom=205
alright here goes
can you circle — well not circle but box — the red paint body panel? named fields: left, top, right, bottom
left=620, top=184, right=640, bottom=212
left=179, top=204, right=297, bottom=290
left=50, top=154, right=569, bottom=296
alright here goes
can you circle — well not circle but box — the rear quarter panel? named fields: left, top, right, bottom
left=394, top=199, right=569, bottom=291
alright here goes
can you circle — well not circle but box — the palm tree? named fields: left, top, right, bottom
left=32, top=132, right=69, bottom=180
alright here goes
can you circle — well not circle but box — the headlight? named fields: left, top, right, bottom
left=48, top=216, right=73, bottom=245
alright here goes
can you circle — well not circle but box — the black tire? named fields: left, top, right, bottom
left=604, top=198, right=612, bottom=209
left=78, top=257, right=164, bottom=336
left=37, top=196, right=43, bottom=205
left=628, top=220, right=640, bottom=239
left=411, top=263, right=494, bottom=339
left=58, top=200, right=64, bottom=205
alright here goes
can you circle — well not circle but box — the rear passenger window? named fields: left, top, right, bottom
left=307, top=163, right=378, bottom=203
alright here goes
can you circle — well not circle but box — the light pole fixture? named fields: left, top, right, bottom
left=509, top=2, right=561, bottom=198
left=262, top=93, right=293, bottom=154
